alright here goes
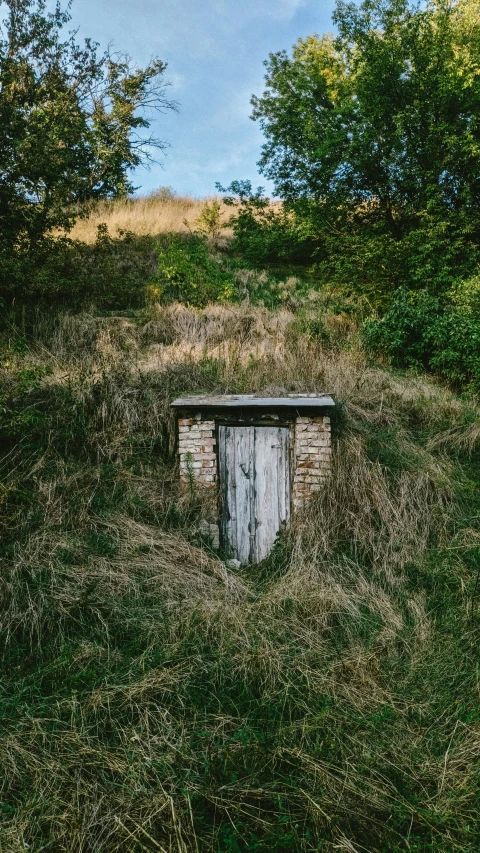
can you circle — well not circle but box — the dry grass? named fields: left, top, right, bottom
left=68, top=191, right=233, bottom=243
left=1, top=304, right=479, bottom=852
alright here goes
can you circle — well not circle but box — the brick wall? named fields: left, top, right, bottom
left=178, top=414, right=217, bottom=487
left=177, top=413, right=332, bottom=503
left=292, top=416, right=332, bottom=510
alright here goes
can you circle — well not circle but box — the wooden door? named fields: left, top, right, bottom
left=218, top=425, right=290, bottom=564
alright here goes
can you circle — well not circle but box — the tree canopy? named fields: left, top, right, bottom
left=0, top=0, right=175, bottom=251
left=252, top=0, right=480, bottom=241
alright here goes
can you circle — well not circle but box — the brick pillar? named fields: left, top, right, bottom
left=293, top=416, right=332, bottom=510
left=178, top=414, right=217, bottom=487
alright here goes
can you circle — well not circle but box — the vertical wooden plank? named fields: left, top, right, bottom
left=277, top=426, right=291, bottom=529
left=218, top=425, right=229, bottom=555
left=252, top=427, right=274, bottom=563
left=233, top=426, right=254, bottom=564
left=252, top=426, right=290, bottom=563
left=219, top=425, right=254, bottom=563
left=226, top=426, right=237, bottom=558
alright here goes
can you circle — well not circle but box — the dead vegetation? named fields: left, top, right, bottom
left=68, top=190, right=233, bottom=243
left=0, top=304, right=479, bottom=852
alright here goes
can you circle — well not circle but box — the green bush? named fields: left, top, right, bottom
left=0, top=226, right=158, bottom=310
left=194, top=198, right=223, bottom=239
left=363, top=288, right=480, bottom=394
left=1, top=228, right=239, bottom=312
left=0, top=223, right=305, bottom=315
left=218, top=186, right=480, bottom=310
left=78, top=225, right=159, bottom=308
left=151, top=233, right=235, bottom=306
left=217, top=181, right=319, bottom=267
left=305, top=211, right=480, bottom=309
left=450, top=274, right=480, bottom=315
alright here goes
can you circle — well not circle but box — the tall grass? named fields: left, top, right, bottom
left=68, top=190, right=232, bottom=243
left=1, top=304, right=479, bottom=852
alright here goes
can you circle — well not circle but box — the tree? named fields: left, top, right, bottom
left=252, top=0, right=480, bottom=244
left=0, top=0, right=175, bottom=254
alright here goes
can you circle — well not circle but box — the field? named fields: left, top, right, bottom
left=1, top=277, right=480, bottom=851
left=68, top=191, right=233, bottom=242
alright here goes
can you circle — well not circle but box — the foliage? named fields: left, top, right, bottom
left=217, top=180, right=319, bottom=266
left=0, top=0, right=174, bottom=277
left=232, top=268, right=307, bottom=310
left=363, top=287, right=480, bottom=393
left=246, top=0, right=480, bottom=299
left=0, top=220, right=302, bottom=313
left=253, top=0, right=480, bottom=225
left=80, top=225, right=159, bottom=309
left=450, top=272, right=480, bottom=315
left=217, top=183, right=480, bottom=309
left=151, top=234, right=236, bottom=307
left=194, top=197, right=223, bottom=239
left=0, top=225, right=159, bottom=309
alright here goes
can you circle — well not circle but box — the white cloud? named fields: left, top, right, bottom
left=66, top=0, right=335, bottom=196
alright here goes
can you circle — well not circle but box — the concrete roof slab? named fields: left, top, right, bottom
left=171, top=394, right=335, bottom=410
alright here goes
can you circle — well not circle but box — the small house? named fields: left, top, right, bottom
left=171, top=394, right=335, bottom=564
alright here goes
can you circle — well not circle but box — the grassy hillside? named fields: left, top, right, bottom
left=1, top=302, right=479, bottom=852
left=68, top=191, right=233, bottom=243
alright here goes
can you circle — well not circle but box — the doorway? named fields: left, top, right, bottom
left=218, top=424, right=291, bottom=564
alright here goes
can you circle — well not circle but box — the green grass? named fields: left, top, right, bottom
left=0, top=303, right=479, bottom=852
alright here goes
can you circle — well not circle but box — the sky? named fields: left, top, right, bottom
left=67, top=0, right=337, bottom=197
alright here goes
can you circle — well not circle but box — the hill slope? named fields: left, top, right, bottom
left=1, top=304, right=479, bottom=852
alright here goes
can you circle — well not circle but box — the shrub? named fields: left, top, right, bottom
left=450, top=274, right=480, bottom=315
left=79, top=225, right=159, bottom=309
left=363, top=288, right=480, bottom=394
left=1, top=227, right=240, bottom=313
left=217, top=181, right=319, bottom=266
left=151, top=233, right=235, bottom=306
left=306, top=212, right=480, bottom=309
left=0, top=226, right=158, bottom=310
left=194, top=198, right=223, bottom=239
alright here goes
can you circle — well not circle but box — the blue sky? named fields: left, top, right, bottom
left=68, top=0, right=337, bottom=197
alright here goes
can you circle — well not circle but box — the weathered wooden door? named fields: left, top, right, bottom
left=218, top=425, right=290, bottom=564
